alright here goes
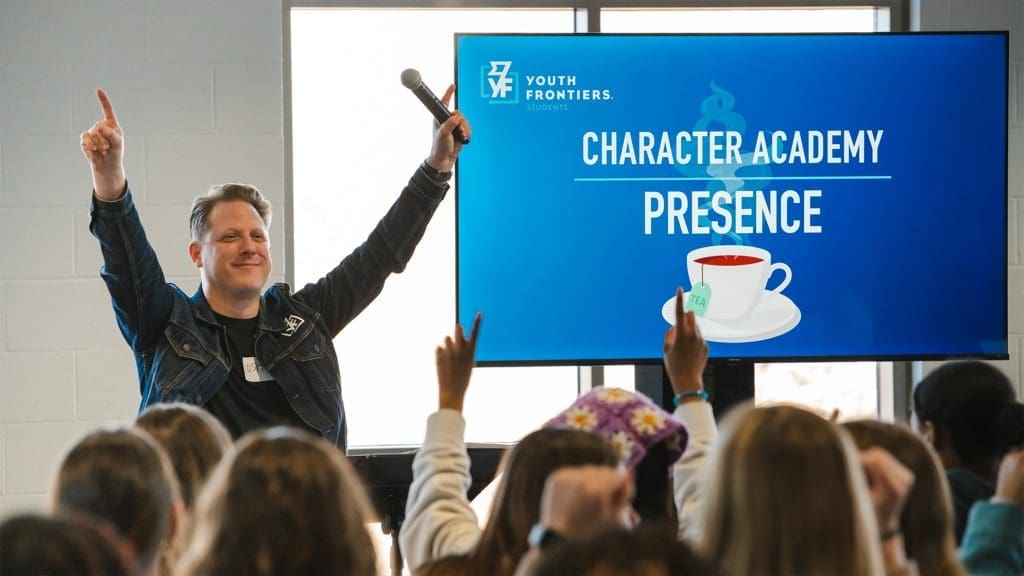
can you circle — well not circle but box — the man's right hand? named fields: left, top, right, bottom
left=80, top=88, right=126, bottom=201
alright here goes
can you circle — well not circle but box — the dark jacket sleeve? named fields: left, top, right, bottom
left=293, top=165, right=448, bottom=337
left=89, top=187, right=174, bottom=354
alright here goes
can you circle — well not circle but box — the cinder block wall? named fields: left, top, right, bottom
left=0, top=0, right=1020, bottom=518
left=0, top=0, right=284, bottom=516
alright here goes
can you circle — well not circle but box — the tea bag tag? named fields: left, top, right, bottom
left=687, top=282, right=712, bottom=317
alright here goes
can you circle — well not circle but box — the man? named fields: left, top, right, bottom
left=81, top=88, right=470, bottom=450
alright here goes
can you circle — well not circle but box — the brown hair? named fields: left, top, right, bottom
left=0, top=513, right=135, bottom=576
left=427, top=428, right=619, bottom=576
left=844, top=419, right=966, bottom=576
left=135, top=403, right=232, bottom=510
left=53, top=426, right=180, bottom=573
left=177, top=427, right=377, bottom=576
left=189, top=183, right=271, bottom=241
left=700, top=404, right=883, bottom=575
left=534, top=524, right=715, bottom=576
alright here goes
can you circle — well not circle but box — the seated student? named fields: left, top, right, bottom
left=844, top=419, right=966, bottom=575
left=53, top=427, right=182, bottom=576
left=543, top=386, right=688, bottom=530
left=700, top=403, right=919, bottom=575
left=401, top=315, right=621, bottom=575
left=135, top=403, right=233, bottom=575
left=135, top=403, right=233, bottom=510
left=912, top=360, right=1024, bottom=543
left=175, top=426, right=377, bottom=575
left=960, top=449, right=1024, bottom=575
left=0, top=513, right=135, bottom=576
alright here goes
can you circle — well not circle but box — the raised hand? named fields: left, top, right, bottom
left=80, top=89, right=126, bottom=200
left=663, top=287, right=709, bottom=397
left=426, top=84, right=471, bottom=174
left=540, top=465, right=636, bottom=537
left=435, top=312, right=482, bottom=413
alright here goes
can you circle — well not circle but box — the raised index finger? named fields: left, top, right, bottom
left=468, top=312, right=482, bottom=345
left=96, top=89, right=118, bottom=124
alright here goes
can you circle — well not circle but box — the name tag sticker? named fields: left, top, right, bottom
left=243, top=356, right=274, bottom=383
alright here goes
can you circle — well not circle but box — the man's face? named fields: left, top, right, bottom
left=191, top=200, right=271, bottom=303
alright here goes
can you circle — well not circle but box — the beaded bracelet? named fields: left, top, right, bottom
left=673, top=389, right=709, bottom=407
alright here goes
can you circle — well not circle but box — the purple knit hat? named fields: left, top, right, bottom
left=544, top=387, right=688, bottom=469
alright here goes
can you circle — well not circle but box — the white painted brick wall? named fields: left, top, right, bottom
left=0, top=352, right=76, bottom=423
left=75, top=350, right=141, bottom=421
left=0, top=0, right=284, bottom=518
left=0, top=209, right=76, bottom=279
left=5, top=422, right=99, bottom=494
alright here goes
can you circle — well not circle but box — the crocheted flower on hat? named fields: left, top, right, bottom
left=545, top=388, right=688, bottom=469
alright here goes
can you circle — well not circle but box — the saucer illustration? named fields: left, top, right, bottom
left=661, top=290, right=801, bottom=343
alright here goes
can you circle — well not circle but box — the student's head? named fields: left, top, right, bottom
left=844, top=419, right=965, bottom=576
left=533, top=524, right=715, bottom=576
left=178, top=426, right=376, bottom=576
left=135, top=402, right=232, bottom=510
left=188, top=184, right=273, bottom=302
left=913, top=361, right=1023, bottom=470
left=0, top=513, right=135, bottom=576
left=53, top=426, right=180, bottom=574
left=700, top=404, right=882, bottom=575
left=454, top=428, right=619, bottom=576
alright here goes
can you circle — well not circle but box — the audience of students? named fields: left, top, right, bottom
left=6, top=289, right=1022, bottom=576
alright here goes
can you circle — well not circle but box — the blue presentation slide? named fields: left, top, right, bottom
left=455, top=33, right=1008, bottom=364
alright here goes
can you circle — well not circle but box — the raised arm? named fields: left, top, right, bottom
left=85, top=89, right=173, bottom=354
left=294, top=85, right=473, bottom=335
left=664, top=288, right=716, bottom=543
left=80, top=89, right=126, bottom=201
left=401, top=314, right=485, bottom=571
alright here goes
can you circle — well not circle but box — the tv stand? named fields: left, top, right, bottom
left=635, top=360, right=754, bottom=419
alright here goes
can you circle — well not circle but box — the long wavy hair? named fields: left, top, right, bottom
left=176, top=427, right=377, bottom=575
left=845, top=419, right=966, bottom=576
left=700, top=404, right=883, bottom=575
left=424, top=428, right=619, bottom=576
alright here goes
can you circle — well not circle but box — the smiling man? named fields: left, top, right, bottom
left=82, top=89, right=470, bottom=450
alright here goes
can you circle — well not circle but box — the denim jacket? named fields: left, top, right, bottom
left=89, top=166, right=449, bottom=450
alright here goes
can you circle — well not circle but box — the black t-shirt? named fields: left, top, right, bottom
left=203, top=313, right=314, bottom=439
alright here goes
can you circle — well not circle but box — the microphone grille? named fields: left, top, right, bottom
left=400, top=68, right=422, bottom=90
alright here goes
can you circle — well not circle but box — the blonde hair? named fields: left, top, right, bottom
left=177, top=427, right=376, bottom=575
left=189, top=183, right=271, bottom=241
left=845, top=419, right=966, bottom=576
left=700, top=404, right=883, bottom=575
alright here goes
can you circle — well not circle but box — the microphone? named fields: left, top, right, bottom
left=400, top=68, right=469, bottom=145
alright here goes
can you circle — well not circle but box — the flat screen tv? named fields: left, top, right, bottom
left=454, top=33, right=1008, bottom=365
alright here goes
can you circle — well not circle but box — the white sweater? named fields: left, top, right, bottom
left=400, top=409, right=482, bottom=573
left=400, top=400, right=719, bottom=571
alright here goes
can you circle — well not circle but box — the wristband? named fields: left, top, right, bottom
left=527, top=523, right=565, bottom=550
left=420, top=160, right=452, bottom=183
left=673, top=390, right=709, bottom=407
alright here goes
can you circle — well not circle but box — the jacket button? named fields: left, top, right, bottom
left=183, top=343, right=191, bottom=352
left=314, top=344, right=320, bottom=352
left=193, top=395, right=201, bottom=403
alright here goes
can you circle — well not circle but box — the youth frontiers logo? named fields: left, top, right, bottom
left=481, top=60, right=613, bottom=109
left=482, top=61, right=518, bottom=104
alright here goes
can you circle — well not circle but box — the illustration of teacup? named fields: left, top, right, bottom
left=686, top=245, right=791, bottom=323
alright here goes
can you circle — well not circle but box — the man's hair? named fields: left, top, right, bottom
left=189, top=183, right=272, bottom=241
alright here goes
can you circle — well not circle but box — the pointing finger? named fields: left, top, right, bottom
left=674, top=287, right=685, bottom=326
left=440, top=84, right=455, bottom=109
left=97, top=89, right=118, bottom=124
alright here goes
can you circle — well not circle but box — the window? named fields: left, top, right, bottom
left=290, top=8, right=578, bottom=448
